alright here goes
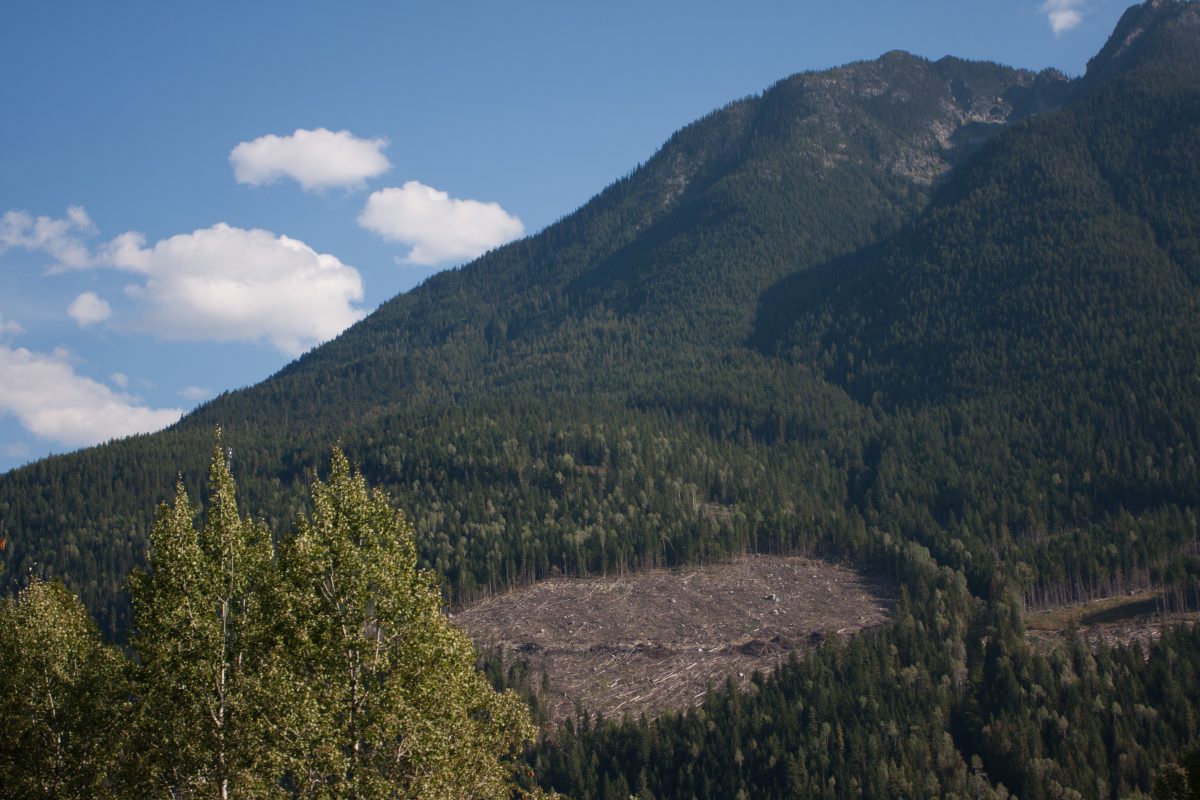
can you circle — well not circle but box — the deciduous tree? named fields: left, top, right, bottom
left=0, top=578, right=128, bottom=799
left=127, top=439, right=277, bottom=798
left=276, top=448, right=536, bottom=798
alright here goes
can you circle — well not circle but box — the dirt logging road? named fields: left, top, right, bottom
left=454, top=555, right=893, bottom=725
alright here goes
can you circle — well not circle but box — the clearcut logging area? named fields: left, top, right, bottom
left=1024, top=589, right=1200, bottom=654
left=454, top=555, right=892, bottom=725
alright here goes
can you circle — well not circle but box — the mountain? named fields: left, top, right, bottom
left=751, top=0, right=1200, bottom=587
left=2, top=2, right=1197, bottom=636
left=5, top=2, right=1200, bottom=796
left=0, top=41, right=1070, bottom=633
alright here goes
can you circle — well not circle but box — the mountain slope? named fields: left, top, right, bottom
left=752, top=0, right=1200, bottom=590
left=0, top=3, right=1196, bottom=666
left=5, top=3, right=1200, bottom=798
left=0, top=49, right=1063, bottom=632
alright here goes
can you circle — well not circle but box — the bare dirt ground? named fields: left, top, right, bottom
left=453, top=555, right=892, bottom=725
left=1025, top=590, right=1199, bottom=654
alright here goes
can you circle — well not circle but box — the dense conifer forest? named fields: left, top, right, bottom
left=3, top=1, right=1200, bottom=796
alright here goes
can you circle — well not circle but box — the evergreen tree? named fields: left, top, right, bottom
left=1156, top=749, right=1200, bottom=800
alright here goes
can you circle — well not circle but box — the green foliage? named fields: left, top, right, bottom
left=2, top=4, right=1200, bottom=799
left=274, top=448, right=535, bottom=798
left=0, top=440, right=537, bottom=797
left=1156, top=748, right=1200, bottom=800
left=126, top=440, right=278, bottom=797
left=532, top=561, right=1200, bottom=799
left=0, top=579, right=128, bottom=799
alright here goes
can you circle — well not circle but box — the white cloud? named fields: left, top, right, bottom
left=0, top=345, right=182, bottom=447
left=1043, top=0, right=1084, bottom=36
left=358, top=181, right=525, bottom=266
left=0, top=312, right=22, bottom=339
left=107, top=223, right=366, bottom=355
left=67, top=291, right=112, bottom=326
left=0, top=205, right=96, bottom=268
left=109, top=372, right=129, bottom=389
left=1, top=207, right=365, bottom=355
left=178, top=385, right=211, bottom=401
left=230, top=128, right=391, bottom=191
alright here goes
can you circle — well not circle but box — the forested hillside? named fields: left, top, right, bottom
left=0, top=39, right=1066, bottom=633
left=3, top=1, right=1200, bottom=797
left=752, top=0, right=1200, bottom=606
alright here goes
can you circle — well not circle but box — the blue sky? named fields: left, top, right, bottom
left=0, top=0, right=1130, bottom=473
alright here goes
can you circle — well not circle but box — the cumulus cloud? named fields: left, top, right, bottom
left=1, top=207, right=366, bottom=355
left=358, top=181, right=525, bottom=266
left=230, top=128, right=391, bottom=191
left=0, top=345, right=182, bottom=447
left=109, top=372, right=129, bottom=389
left=106, top=223, right=366, bottom=355
left=178, top=385, right=211, bottom=401
left=1043, top=0, right=1084, bottom=36
left=0, top=205, right=97, bottom=268
left=67, top=291, right=112, bottom=326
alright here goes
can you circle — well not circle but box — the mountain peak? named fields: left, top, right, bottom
left=1084, top=0, right=1200, bottom=84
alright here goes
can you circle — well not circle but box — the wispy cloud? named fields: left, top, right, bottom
left=0, top=345, right=181, bottom=447
left=1042, top=0, right=1085, bottom=36
left=0, top=312, right=22, bottom=339
left=230, top=128, right=391, bottom=191
left=0, top=206, right=97, bottom=269
left=2, top=441, right=30, bottom=460
left=359, top=181, right=525, bottom=266
left=178, top=385, right=211, bottom=401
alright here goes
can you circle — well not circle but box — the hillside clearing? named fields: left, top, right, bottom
left=454, top=555, right=892, bottom=725
left=1025, top=589, right=1200, bottom=653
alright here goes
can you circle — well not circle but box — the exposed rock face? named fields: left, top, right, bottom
left=1085, top=0, right=1200, bottom=85
left=732, top=51, right=1068, bottom=184
left=624, top=47, right=1070, bottom=224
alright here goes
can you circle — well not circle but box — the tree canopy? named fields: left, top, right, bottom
left=1, top=439, right=538, bottom=799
